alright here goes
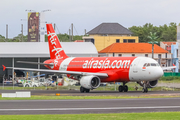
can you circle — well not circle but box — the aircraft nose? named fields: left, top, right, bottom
left=156, top=67, right=163, bottom=79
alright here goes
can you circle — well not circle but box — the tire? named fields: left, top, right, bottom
left=124, top=85, right=128, bottom=92
left=25, top=84, right=29, bottom=87
left=142, top=88, right=148, bottom=93
left=80, top=86, right=85, bottom=93
left=85, top=89, right=90, bottom=93
left=118, top=85, right=123, bottom=92
left=33, top=85, right=37, bottom=87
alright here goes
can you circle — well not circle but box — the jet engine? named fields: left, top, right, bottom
left=137, top=80, right=158, bottom=88
left=80, top=76, right=101, bottom=89
left=147, top=80, right=158, bottom=88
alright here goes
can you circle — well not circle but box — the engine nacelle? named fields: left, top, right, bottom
left=137, top=80, right=158, bottom=88
left=147, top=80, right=158, bottom=88
left=80, top=76, right=101, bottom=89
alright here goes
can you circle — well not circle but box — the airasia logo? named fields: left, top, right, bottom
left=83, top=58, right=131, bottom=69
left=48, top=31, right=63, bottom=59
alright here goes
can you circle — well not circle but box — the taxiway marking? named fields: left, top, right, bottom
left=0, top=106, right=180, bottom=111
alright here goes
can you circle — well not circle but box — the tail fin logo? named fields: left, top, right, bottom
left=46, top=24, right=68, bottom=59
left=48, top=32, right=63, bottom=59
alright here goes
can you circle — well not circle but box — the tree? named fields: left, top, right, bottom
left=45, top=33, right=83, bottom=42
left=129, top=22, right=178, bottom=43
left=148, top=32, right=158, bottom=58
left=0, top=34, right=5, bottom=42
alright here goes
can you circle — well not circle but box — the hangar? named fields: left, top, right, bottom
left=0, top=42, right=98, bottom=82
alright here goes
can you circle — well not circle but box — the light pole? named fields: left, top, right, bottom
left=25, top=9, right=35, bottom=12
left=148, top=32, right=158, bottom=59
left=20, top=19, right=28, bottom=42
left=42, top=9, right=51, bottom=12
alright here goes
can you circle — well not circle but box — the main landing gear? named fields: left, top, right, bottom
left=80, top=86, right=90, bottom=93
left=142, top=81, right=148, bottom=93
left=118, top=82, right=128, bottom=92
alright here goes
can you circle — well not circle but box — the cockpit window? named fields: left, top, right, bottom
left=143, top=63, right=159, bottom=67
left=151, top=63, right=156, bottom=66
left=147, top=63, right=150, bottom=66
left=143, top=63, right=147, bottom=67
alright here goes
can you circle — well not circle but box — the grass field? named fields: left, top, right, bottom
left=0, top=94, right=180, bottom=100
left=0, top=82, right=179, bottom=91
left=0, top=112, right=180, bottom=120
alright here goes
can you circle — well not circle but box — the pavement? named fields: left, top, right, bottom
left=0, top=98, right=180, bottom=115
left=1, top=89, right=180, bottom=96
left=157, top=83, right=180, bottom=88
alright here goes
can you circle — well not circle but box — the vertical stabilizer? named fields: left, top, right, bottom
left=46, top=24, right=68, bottom=59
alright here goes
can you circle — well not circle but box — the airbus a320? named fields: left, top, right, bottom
left=3, top=24, right=175, bottom=93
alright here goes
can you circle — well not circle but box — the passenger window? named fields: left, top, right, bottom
left=151, top=63, right=156, bottom=66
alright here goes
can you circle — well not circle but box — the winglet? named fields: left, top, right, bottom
left=2, top=65, right=6, bottom=71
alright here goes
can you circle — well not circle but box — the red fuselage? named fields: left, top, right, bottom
left=44, top=57, right=137, bottom=82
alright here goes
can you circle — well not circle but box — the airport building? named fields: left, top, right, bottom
left=99, top=43, right=172, bottom=67
left=0, top=42, right=98, bottom=82
left=160, top=42, right=179, bottom=72
left=83, top=23, right=139, bottom=51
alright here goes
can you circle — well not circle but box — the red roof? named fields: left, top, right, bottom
left=99, top=43, right=168, bottom=53
left=74, top=40, right=84, bottom=42
left=162, top=42, right=176, bottom=46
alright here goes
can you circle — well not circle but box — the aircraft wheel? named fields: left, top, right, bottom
left=124, top=85, right=128, bottom=92
left=80, top=86, right=85, bottom=93
left=85, top=89, right=90, bottom=93
left=142, top=88, right=148, bottom=93
left=118, top=85, right=123, bottom=92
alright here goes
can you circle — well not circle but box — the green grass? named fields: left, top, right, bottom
left=160, top=76, right=180, bottom=83
left=0, top=83, right=180, bottom=92
left=0, top=112, right=180, bottom=120
left=0, top=94, right=180, bottom=100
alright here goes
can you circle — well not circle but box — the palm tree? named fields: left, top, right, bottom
left=148, top=32, right=158, bottom=58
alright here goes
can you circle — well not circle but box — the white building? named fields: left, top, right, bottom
left=99, top=43, right=172, bottom=67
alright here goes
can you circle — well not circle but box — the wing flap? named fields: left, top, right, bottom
left=5, top=67, right=108, bottom=78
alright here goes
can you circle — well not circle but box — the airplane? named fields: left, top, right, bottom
left=2, top=24, right=175, bottom=93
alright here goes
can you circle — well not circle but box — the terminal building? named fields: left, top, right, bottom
left=0, top=42, right=98, bottom=82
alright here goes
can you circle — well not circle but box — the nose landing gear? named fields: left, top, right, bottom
left=118, top=82, right=128, bottom=92
left=142, top=81, right=148, bottom=93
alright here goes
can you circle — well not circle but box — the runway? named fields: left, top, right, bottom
left=1, top=89, right=180, bottom=96
left=0, top=98, right=180, bottom=115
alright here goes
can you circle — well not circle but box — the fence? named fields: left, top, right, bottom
left=0, top=81, right=179, bottom=92
left=164, top=72, right=180, bottom=77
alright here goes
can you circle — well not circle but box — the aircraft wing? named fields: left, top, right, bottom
left=3, top=66, right=108, bottom=78
left=162, top=66, right=176, bottom=70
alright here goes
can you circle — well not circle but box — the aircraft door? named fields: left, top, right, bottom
left=133, top=59, right=140, bottom=73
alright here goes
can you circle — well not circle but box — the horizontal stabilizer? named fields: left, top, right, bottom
left=162, top=66, right=176, bottom=70
left=17, top=61, right=54, bottom=66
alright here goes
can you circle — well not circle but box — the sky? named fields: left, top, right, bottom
left=0, top=0, right=180, bottom=38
